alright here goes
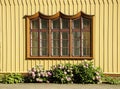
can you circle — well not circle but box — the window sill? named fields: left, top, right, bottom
left=27, top=56, right=93, bottom=60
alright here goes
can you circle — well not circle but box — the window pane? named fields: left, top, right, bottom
left=31, top=32, right=38, bottom=39
left=62, top=40, right=68, bottom=47
left=40, top=19, right=48, bottom=29
left=72, top=32, right=80, bottom=56
left=31, top=47, right=38, bottom=56
left=52, top=32, right=59, bottom=39
left=73, top=18, right=80, bottom=29
left=52, top=48, right=60, bottom=56
left=62, top=32, right=68, bottom=39
left=40, top=48, right=48, bottom=56
left=62, top=48, right=68, bottom=56
left=40, top=32, right=48, bottom=39
left=62, top=19, right=69, bottom=29
left=73, top=48, right=80, bottom=56
left=82, top=18, right=90, bottom=30
left=31, top=19, right=39, bottom=29
left=31, top=40, right=38, bottom=47
left=52, top=18, right=60, bottom=29
left=53, top=40, right=60, bottom=47
left=82, top=32, right=90, bottom=56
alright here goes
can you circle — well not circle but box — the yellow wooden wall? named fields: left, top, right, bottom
left=0, top=0, right=120, bottom=74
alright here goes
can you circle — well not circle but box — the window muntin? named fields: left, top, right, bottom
left=27, top=12, right=93, bottom=58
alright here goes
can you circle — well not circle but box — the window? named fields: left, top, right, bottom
left=26, top=12, right=94, bottom=59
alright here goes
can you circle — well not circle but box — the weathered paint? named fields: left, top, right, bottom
left=0, top=0, right=120, bottom=74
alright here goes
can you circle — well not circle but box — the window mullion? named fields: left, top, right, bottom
left=60, top=18, right=62, bottom=56
left=38, top=18, right=40, bottom=56
left=48, top=19, right=51, bottom=57
left=70, top=19, right=72, bottom=57
left=80, top=17, right=82, bottom=57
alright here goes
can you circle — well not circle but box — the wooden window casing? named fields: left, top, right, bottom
left=26, top=12, right=94, bottom=59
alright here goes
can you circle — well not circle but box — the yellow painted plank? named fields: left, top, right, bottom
left=59, top=0, right=64, bottom=13
left=108, top=0, right=113, bottom=73
left=30, top=0, right=35, bottom=14
left=39, top=0, right=44, bottom=13
left=89, top=0, right=95, bottom=14
left=47, top=0, right=52, bottom=15
left=55, top=0, right=60, bottom=12
left=22, top=0, right=28, bottom=72
left=94, top=0, right=100, bottom=68
left=68, top=0, right=73, bottom=15
left=85, top=0, right=90, bottom=14
left=0, top=1, right=2, bottom=72
left=99, top=0, right=104, bottom=71
left=2, top=5, right=7, bottom=72
left=6, top=0, right=11, bottom=72
left=103, top=0, right=108, bottom=73
left=112, top=1, right=118, bottom=73
left=63, top=0, right=69, bottom=14
left=19, top=4, right=24, bottom=72
left=76, top=0, right=81, bottom=13
left=81, top=0, right=86, bottom=12
left=51, top=0, right=57, bottom=14
left=42, top=0, right=48, bottom=15
left=72, top=0, right=78, bottom=14
left=118, top=1, right=120, bottom=73
left=34, top=0, right=39, bottom=12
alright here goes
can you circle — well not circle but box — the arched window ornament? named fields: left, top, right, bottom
left=25, top=12, right=94, bottom=59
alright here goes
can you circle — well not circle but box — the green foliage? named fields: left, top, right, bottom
left=51, top=63, right=73, bottom=84
left=103, top=76, right=120, bottom=85
left=72, top=61, right=103, bottom=84
left=2, top=73, right=24, bottom=84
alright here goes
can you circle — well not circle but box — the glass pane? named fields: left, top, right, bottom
left=52, top=32, right=59, bottom=39
left=62, top=40, right=68, bottom=47
left=53, top=40, right=60, bottom=47
left=40, top=19, right=48, bottom=29
left=73, top=18, right=80, bottom=29
left=31, top=40, right=38, bottom=47
left=62, top=48, right=68, bottom=56
left=52, top=18, right=60, bottom=29
left=82, top=32, right=90, bottom=56
left=62, top=19, right=69, bottom=29
left=73, top=48, right=80, bottom=56
left=52, top=48, right=60, bottom=56
left=73, top=40, right=80, bottom=47
left=73, top=32, right=80, bottom=39
left=31, top=19, right=39, bottom=29
left=31, top=32, right=38, bottom=39
left=82, top=17, right=90, bottom=30
left=31, top=47, right=38, bottom=56
left=40, top=48, right=48, bottom=56
left=40, top=40, right=47, bottom=48
left=62, top=32, right=68, bottom=39
left=40, top=32, right=48, bottom=39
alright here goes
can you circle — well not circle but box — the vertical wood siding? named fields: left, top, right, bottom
left=0, top=0, right=120, bottom=74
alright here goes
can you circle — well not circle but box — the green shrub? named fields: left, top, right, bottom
left=51, top=63, right=73, bottom=84
left=26, top=61, right=103, bottom=84
left=2, top=73, right=24, bottom=84
left=72, top=61, right=103, bottom=84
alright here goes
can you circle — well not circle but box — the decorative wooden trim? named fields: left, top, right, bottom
left=25, top=11, right=94, bottom=20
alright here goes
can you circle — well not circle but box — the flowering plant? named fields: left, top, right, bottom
left=26, top=65, right=52, bottom=83
left=72, top=61, right=103, bottom=84
left=51, top=63, right=73, bottom=84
